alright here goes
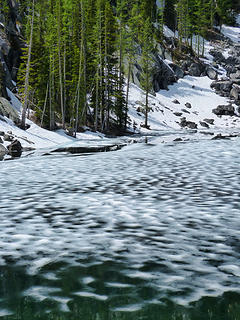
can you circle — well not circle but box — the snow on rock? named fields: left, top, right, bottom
left=7, top=88, right=21, bottom=112
left=236, top=14, right=240, bottom=26
left=163, top=25, right=175, bottom=38
left=221, top=24, right=240, bottom=43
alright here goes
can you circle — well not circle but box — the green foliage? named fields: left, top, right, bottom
left=16, top=0, right=238, bottom=131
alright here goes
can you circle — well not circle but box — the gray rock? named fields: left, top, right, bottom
left=210, top=80, right=233, bottom=93
left=206, top=67, right=218, bottom=80
left=188, top=63, right=202, bottom=77
left=185, top=102, right=192, bottom=109
left=0, top=143, right=7, bottom=155
left=7, top=139, right=22, bottom=157
left=212, top=134, right=230, bottom=140
left=0, top=97, right=20, bottom=123
left=180, top=118, right=198, bottom=129
left=199, top=121, right=209, bottom=128
left=230, top=84, right=240, bottom=100
left=209, top=50, right=226, bottom=63
left=152, top=54, right=177, bottom=91
left=3, top=133, right=14, bottom=142
left=212, top=104, right=235, bottom=116
left=172, top=99, right=180, bottom=104
left=229, top=70, right=240, bottom=80
left=181, top=109, right=190, bottom=114
left=169, top=63, right=185, bottom=79
left=203, top=118, right=214, bottom=125
left=174, top=112, right=183, bottom=117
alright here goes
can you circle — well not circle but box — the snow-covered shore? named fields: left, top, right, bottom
left=1, top=19, right=240, bottom=154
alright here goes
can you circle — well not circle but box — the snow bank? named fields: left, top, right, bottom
left=221, top=23, right=240, bottom=43
left=127, top=76, right=240, bottom=131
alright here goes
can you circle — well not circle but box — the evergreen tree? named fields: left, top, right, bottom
left=140, top=17, right=154, bottom=129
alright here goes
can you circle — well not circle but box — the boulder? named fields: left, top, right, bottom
left=210, top=80, right=232, bottom=93
left=226, top=56, right=240, bottom=66
left=152, top=55, right=177, bottom=91
left=212, top=104, right=235, bottom=116
left=212, top=134, right=231, bottom=140
left=7, top=139, right=22, bottom=157
left=185, top=102, right=192, bottom=109
left=180, top=117, right=198, bottom=129
left=199, top=121, right=209, bottom=128
left=188, top=63, right=202, bottom=77
left=172, top=99, right=180, bottom=104
left=169, top=63, right=185, bottom=79
left=3, top=133, right=14, bottom=141
left=203, top=118, right=214, bottom=125
left=229, top=70, right=240, bottom=80
left=206, top=67, right=218, bottom=80
left=181, top=109, right=190, bottom=114
left=230, top=85, right=240, bottom=100
left=0, top=97, right=20, bottom=123
left=174, top=112, right=183, bottom=117
left=209, top=49, right=226, bottom=63
left=0, top=143, right=7, bottom=155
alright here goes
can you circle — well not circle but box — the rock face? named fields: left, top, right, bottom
left=0, top=0, right=22, bottom=99
left=211, top=80, right=233, bottom=93
left=0, top=97, right=19, bottom=123
left=209, top=44, right=240, bottom=104
left=181, top=60, right=207, bottom=77
left=169, top=63, right=185, bottom=79
left=152, top=54, right=177, bottom=91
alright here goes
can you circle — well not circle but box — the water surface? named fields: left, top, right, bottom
left=0, top=137, right=240, bottom=319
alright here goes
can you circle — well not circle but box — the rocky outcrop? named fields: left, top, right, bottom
left=206, top=67, right=218, bottom=80
left=210, top=80, right=233, bottom=96
left=180, top=117, right=198, bottom=129
left=212, top=104, right=236, bottom=116
left=0, top=0, right=22, bottom=100
left=152, top=54, right=177, bottom=91
left=0, top=97, right=20, bottom=123
left=0, top=143, right=7, bottom=156
left=209, top=42, right=240, bottom=104
left=181, top=60, right=207, bottom=77
left=7, top=139, right=22, bottom=157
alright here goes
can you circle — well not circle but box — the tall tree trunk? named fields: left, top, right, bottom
left=74, top=41, right=83, bottom=137
left=40, top=82, right=49, bottom=127
left=57, top=0, right=65, bottom=128
left=95, top=69, right=99, bottom=131
left=21, top=0, right=35, bottom=129
left=145, top=71, right=149, bottom=128
left=124, top=61, right=131, bottom=129
left=49, top=54, right=55, bottom=130
left=81, top=0, right=87, bottom=126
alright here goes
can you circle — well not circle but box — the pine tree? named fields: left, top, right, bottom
left=140, top=17, right=154, bottom=129
left=21, top=0, right=35, bottom=129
